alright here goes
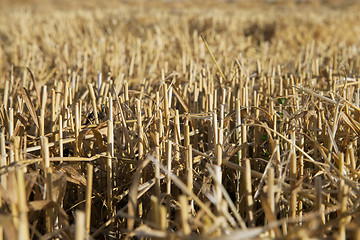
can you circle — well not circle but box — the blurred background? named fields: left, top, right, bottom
left=1, top=0, right=360, bottom=11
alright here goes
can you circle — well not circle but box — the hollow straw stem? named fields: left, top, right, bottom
left=267, top=167, right=275, bottom=237
left=315, top=176, right=325, bottom=225
left=135, top=98, right=144, bottom=217
left=157, top=109, right=164, bottom=155
left=155, top=132, right=161, bottom=201
left=184, top=123, right=190, bottom=154
left=219, top=104, right=224, bottom=146
left=3, top=80, right=9, bottom=109
left=166, top=140, right=172, bottom=220
left=179, top=195, right=191, bottom=235
left=136, top=99, right=143, bottom=160
left=212, top=111, right=218, bottom=149
left=16, top=167, right=29, bottom=240
left=163, top=83, right=170, bottom=132
left=55, top=81, right=62, bottom=118
left=289, top=152, right=297, bottom=221
left=244, top=157, right=254, bottom=227
left=40, top=136, right=51, bottom=232
left=59, top=115, right=63, bottom=158
left=298, top=133, right=304, bottom=221
left=51, top=88, right=56, bottom=135
left=107, top=97, right=114, bottom=214
left=46, top=167, right=54, bottom=232
left=166, top=140, right=172, bottom=196
left=64, top=81, right=69, bottom=114
left=85, top=163, right=93, bottom=235
left=12, top=136, right=20, bottom=163
left=124, top=81, right=129, bottom=103
left=339, top=184, right=349, bottom=240
left=0, top=187, right=2, bottom=240
left=0, top=133, right=6, bottom=188
left=235, top=99, right=241, bottom=211
left=75, top=103, right=80, bottom=156
left=8, top=169, right=19, bottom=232
left=174, top=109, right=181, bottom=177
left=39, top=108, right=45, bottom=137
left=40, top=136, right=50, bottom=172
left=337, top=152, right=349, bottom=240
left=8, top=108, right=14, bottom=164
left=186, top=144, right=193, bottom=213
left=88, top=83, right=99, bottom=124
left=75, top=211, right=85, bottom=240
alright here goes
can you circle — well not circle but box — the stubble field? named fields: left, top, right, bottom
left=1, top=0, right=360, bottom=239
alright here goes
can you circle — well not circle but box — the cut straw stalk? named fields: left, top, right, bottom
left=107, top=97, right=114, bottom=213
left=186, top=144, right=193, bottom=213
left=266, top=167, right=276, bottom=237
left=339, top=184, right=349, bottom=240
left=40, top=136, right=52, bottom=232
left=0, top=132, right=4, bottom=240
left=289, top=130, right=297, bottom=225
left=157, top=109, right=164, bottom=155
left=289, top=152, right=297, bottom=222
left=315, top=176, right=325, bottom=225
left=0, top=189, right=2, bottom=240
left=136, top=98, right=144, bottom=217
left=46, top=167, right=54, bottom=232
left=179, top=195, right=191, bottom=235
left=9, top=169, right=19, bottom=233
left=88, top=83, right=99, bottom=124
left=235, top=99, right=241, bottom=211
left=0, top=133, right=6, bottom=186
left=215, top=144, right=222, bottom=211
left=244, top=157, right=254, bottom=227
left=16, top=167, right=29, bottom=240
left=136, top=99, right=144, bottom=160
left=155, top=132, right=161, bottom=200
left=75, top=211, right=85, bottom=240
left=337, top=152, right=350, bottom=240
left=173, top=110, right=181, bottom=196
left=85, top=163, right=93, bottom=235
left=8, top=108, right=14, bottom=164
left=219, top=104, right=224, bottom=145
left=51, top=88, right=56, bottom=135
left=166, top=140, right=172, bottom=196
left=40, top=136, right=50, bottom=172
left=64, top=80, right=69, bottom=112
left=3, top=80, right=9, bottom=109
left=75, top=103, right=80, bottom=156
left=298, top=132, right=304, bottom=221
left=39, top=85, right=47, bottom=137
left=163, top=83, right=170, bottom=132
left=166, top=140, right=172, bottom=220
left=150, top=195, right=167, bottom=232
left=124, top=81, right=129, bottom=103
left=59, top=115, right=63, bottom=158
left=11, top=137, right=20, bottom=167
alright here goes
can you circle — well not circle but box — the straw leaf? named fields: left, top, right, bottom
left=21, top=87, right=39, bottom=129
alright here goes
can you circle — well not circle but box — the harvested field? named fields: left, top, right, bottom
left=1, top=0, right=360, bottom=239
